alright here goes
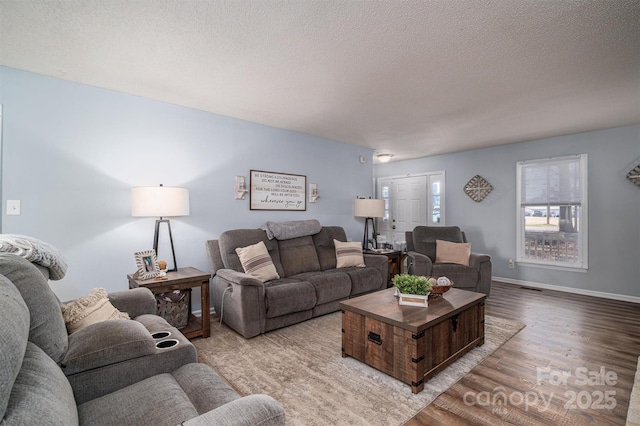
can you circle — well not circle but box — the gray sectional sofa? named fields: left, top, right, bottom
left=0, top=253, right=285, bottom=426
left=207, top=225, right=388, bottom=338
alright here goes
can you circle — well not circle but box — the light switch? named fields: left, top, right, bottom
left=7, top=200, right=20, bottom=215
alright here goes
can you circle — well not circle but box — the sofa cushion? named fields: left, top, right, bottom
left=78, top=373, right=198, bottom=426
left=435, top=240, right=471, bottom=266
left=4, top=342, right=79, bottom=426
left=263, top=279, right=316, bottom=319
left=0, top=254, right=69, bottom=364
left=312, top=227, right=348, bottom=270
left=432, top=264, right=478, bottom=289
left=61, top=287, right=130, bottom=334
left=235, top=241, right=280, bottom=282
left=278, top=236, right=321, bottom=277
left=290, top=271, right=352, bottom=305
left=338, top=267, right=385, bottom=296
left=334, top=240, right=365, bottom=268
left=219, top=229, right=285, bottom=278
left=0, top=274, right=30, bottom=417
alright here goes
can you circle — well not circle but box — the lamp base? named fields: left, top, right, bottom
left=153, top=219, right=178, bottom=272
left=362, top=217, right=378, bottom=250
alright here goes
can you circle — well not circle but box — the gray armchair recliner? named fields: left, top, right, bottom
left=405, top=226, right=492, bottom=295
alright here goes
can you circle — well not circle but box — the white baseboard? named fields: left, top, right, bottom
left=493, top=276, right=640, bottom=304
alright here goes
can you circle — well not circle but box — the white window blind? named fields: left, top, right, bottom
left=520, top=156, right=583, bottom=207
left=516, top=154, right=588, bottom=270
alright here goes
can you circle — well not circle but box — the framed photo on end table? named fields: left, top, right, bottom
left=134, top=249, right=160, bottom=280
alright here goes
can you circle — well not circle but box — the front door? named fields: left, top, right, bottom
left=377, top=172, right=445, bottom=248
left=391, top=176, right=428, bottom=244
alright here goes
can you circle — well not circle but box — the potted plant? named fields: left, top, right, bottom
left=392, top=274, right=433, bottom=307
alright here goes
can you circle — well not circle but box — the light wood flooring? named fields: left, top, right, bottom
left=405, top=281, right=640, bottom=425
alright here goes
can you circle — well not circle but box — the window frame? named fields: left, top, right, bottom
left=516, top=154, right=588, bottom=270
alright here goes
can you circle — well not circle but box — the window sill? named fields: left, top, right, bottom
left=516, top=261, right=588, bottom=273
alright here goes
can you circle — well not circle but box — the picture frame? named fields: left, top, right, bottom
left=134, top=249, right=161, bottom=280
left=250, top=170, right=307, bottom=211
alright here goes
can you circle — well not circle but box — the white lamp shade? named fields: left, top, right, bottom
left=131, top=186, right=190, bottom=217
left=354, top=198, right=385, bottom=218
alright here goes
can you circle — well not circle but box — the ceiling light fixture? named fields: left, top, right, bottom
left=376, top=154, right=393, bottom=163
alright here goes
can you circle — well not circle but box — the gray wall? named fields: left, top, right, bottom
left=375, top=125, right=640, bottom=298
left=0, top=67, right=377, bottom=308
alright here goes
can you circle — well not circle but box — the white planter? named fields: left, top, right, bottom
left=398, top=292, right=429, bottom=307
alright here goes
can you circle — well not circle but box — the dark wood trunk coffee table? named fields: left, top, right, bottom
left=340, top=287, right=486, bottom=394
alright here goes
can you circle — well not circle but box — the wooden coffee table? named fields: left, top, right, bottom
left=340, top=287, right=486, bottom=394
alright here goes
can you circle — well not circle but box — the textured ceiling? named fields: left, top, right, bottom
left=1, top=0, right=639, bottom=162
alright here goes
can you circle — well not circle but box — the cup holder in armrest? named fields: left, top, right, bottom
left=155, top=339, right=179, bottom=350
left=151, top=331, right=171, bottom=340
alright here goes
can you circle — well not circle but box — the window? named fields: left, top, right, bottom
left=381, top=182, right=390, bottom=222
left=516, top=154, right=588, bottom=269
left=429, top=174, right=443, bottom=225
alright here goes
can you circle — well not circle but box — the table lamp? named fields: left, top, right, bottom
left=354, top=198, right=385, bottom=249
left=131, top=184, right=190, bottom=272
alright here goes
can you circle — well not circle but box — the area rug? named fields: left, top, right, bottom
left=194, top=312, right=525, bottom=426
left=628, top=356, right=640, bottom=426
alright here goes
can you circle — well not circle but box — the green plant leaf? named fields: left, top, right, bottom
left=392, top=274, right=432, bottom=295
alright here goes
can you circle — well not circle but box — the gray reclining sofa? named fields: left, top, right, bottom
left=0, top=253, right=285, bottom=426
left=207, top=225, right=388, bottom=338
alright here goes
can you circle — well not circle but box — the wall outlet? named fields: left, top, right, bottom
left=7, top=200, right=21, bottom=215
left=508, top=259, right=515, bottom=269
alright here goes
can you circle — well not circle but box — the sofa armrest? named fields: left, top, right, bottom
left=62, top=320, right=156, bottom=375
left=212, top=270, right=266, bottom=338
left=470, top=253, right=492, bottom=295
left=183, top=394, right=286, bottom=426
left=363, top=253, right=388, bottom=270
left=468, top=252, right=491, bottom=270
left=108, top=287, right=156, bottom=317
left=363, top=253, right=389, bottom=289
left=216, top=269, right=265, bottom=287
left=406, top=251, right=432, bottom=276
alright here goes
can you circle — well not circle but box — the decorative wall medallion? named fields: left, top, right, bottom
left=626, top=163, right=640, bottom=188
left=464, top=175, right=493, bottom=202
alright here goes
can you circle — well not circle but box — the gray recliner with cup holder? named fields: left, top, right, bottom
left=0, top=253, right=286, bottom=426
left=0, top=253, right=198, bottom=404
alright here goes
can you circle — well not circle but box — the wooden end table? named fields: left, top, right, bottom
left=340, top=287, right=486, bottom=394
left=364, top=249, right=405, bottom=287
left=128, top=267, right=211, bottom=339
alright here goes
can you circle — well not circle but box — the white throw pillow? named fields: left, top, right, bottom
left=61, top=288, right=130, bottom=334
left=235, top=241, right=280, bottom=282
left=435, top=240, right=471, bottom=266
left=334, top=240, right=365, bottom=268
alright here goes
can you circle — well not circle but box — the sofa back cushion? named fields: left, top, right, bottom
left=218, top=229, right=285, bottom=278
left=412, top=226, right=465, bottom=262
left=312, top=227, right=348, bottom=270
left=0, top=254, right=69, bottom=364
left=277, top=236, right=321, bottom=277
left=0, top=274, right=30, bottom=418
left=4, top=342, right=79, bottom=425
